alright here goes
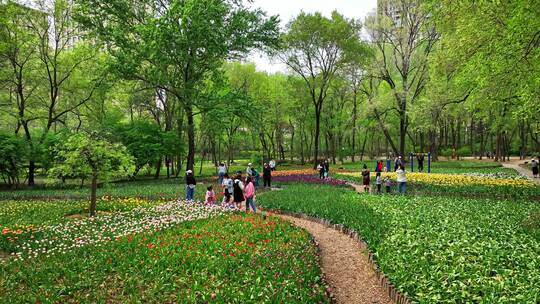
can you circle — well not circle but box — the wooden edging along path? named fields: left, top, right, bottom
left=265, top=182, right=411, bottom=304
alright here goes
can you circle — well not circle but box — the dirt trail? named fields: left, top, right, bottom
left=271, top=212, right=394, bottom=304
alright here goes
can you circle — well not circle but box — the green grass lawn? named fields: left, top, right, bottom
left=257, top=184, right=540, bottom=303
left=0, top=213, right=329, bottom=303
left=0, top=159, right=519, bottom=201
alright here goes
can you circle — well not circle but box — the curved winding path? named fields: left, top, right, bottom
left=274, top=212, right=393, bottom=304
left=502, top=160, right=540, bottom=185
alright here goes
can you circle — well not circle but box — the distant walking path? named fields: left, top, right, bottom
left=502, top=160, right=540, bottom=185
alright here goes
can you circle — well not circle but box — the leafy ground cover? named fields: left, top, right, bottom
left=0, top=213, right=329, bottom=303
left=257, top=184, right=540, bottom=303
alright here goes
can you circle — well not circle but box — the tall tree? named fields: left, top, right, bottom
left=365, top=0, right=438, bottom=156
left=280, top=11, right=364, bottom=167
left=76, top=0, right=280, bottom=171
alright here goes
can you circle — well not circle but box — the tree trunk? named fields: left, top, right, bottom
left=89, top=173, right=98, bottom=217
left=351, top=92, right=358, bottom=163
left=185, top=106, right=196, bottom=171
left=399, top=105, right=407, bottom=157
left=166, top=157, right=170, bottom=179
left=290, top=121, right=295, bottom=162
left=360, top=132, right=368, bottom=161
left=479, top=121, right=485, bottom=160
left=313, top=108, right=321, bottom=168
left=154, top=158, right=162, bottom=179
left=28, top=160, right=36, bottom=186
left=300, top=127, right=305, bottom=165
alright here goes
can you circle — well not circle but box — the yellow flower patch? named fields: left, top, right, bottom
left=339, top=172, right=536, bottom=188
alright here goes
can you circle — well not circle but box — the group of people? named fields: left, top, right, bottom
left=185, top=160, right=278, bottom=212
left=361, top=158, right=408, bottom=194
left=317, top=160, right=331, bottom=179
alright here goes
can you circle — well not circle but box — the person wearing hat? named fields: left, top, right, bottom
left=246, top=163, right=253, bottom=177
left=185, top=170, right=196, bottom=201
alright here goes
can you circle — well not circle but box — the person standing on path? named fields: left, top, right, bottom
left=185, top=170, right=196, bottom=201
left=246, top=163, right=253, bottom=177
left=263, top=163, right=272, bottom=188
left=361, top=164, right=370, bottom=193
left=252, top=167, right=260, bottom=187
left=244, top=176, right=257, bottom=213
left=396, top=165, right=407, bottom=194
left=417, top=153, right=424, bottom=172
left=532, top=157, right=539, bottom=178
left=222, top=173, right=233, bottom=204
left=233, top=173, right=245, bottom=210
left=269, top=159, right=276, bottom=171
left=217, top=163, right=227, bottom=185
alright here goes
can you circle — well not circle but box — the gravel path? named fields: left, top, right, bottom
left=273, top=212, right=393, bottom=304
left=502, top=161, right=540, bottom=185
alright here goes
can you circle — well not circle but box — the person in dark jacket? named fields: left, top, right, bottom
left=263, top=163, right=272, bottom=188
left=233, top=173, right=245, bottom=209
left=185, top=170, right=196, bottom=201
left=361, top=164, right=370, bottom=193
left=417, top=153, right=425, bottom=172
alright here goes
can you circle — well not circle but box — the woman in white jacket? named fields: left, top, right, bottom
left=396, top=165, right=407, bottom=194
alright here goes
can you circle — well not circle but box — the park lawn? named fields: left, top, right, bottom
left=257, top=184, right=540, bottom=303
left=0, top=160, right=514, bottom=201
left=0, top=178, right=211, bottom=201
left=0, top=213, right=329, bottom=303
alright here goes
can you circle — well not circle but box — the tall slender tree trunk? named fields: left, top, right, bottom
left=28, top=161, right=36, bottom=186
left=351, top=92, right=358, bottom=163
left=479, top=121, right=485, bottom=160
left=154, top=159, right=162, bottom=179
left=290, top=121, right=295, bottom=162
left=89, top=173, right=98, bottom=217
left=360, top=132, right=368, bottom=161
left=185, top=106, right=196, bottom=171
left=313, top=108, right=321, bottom=168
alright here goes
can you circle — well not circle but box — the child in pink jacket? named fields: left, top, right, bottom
left=205, top=185, right=216, bottom=205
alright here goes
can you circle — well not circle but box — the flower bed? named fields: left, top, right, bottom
left=272, top=169, right=320, bottom=176
left=273, top=174, right=348, bottom=186
left=0, top=214, right=330, bottom=303
left=338, top=171, right=536, bottom=188
left=3, top=201, right=233, bottom=260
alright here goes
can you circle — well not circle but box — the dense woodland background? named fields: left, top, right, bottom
left=1, top=0, right=539, bottom=186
